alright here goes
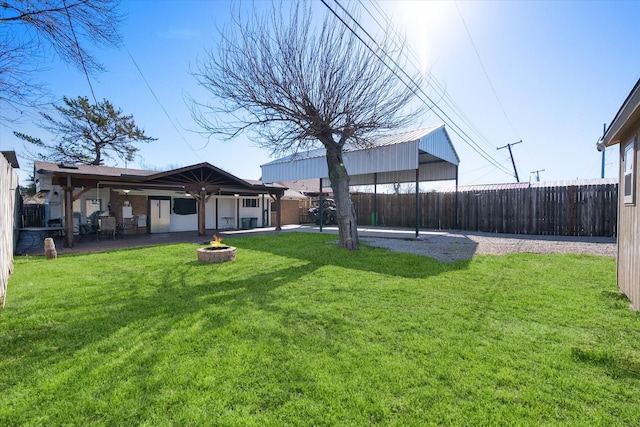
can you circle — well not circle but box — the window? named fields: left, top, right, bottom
left=243, top=198, right=259, bottom=208
left=623, top=139, right=635, bottom=204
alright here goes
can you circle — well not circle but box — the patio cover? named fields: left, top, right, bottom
left=35, top=161, right=285, bottom=246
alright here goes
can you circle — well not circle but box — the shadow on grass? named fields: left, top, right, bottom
left=224, top=232, right=473, bottom=278
left=571, top=346, right=640, bottom=379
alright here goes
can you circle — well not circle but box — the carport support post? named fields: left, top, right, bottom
left=373, top=173, right=378, bottom=226
left=455, top=168, right=459, bottom=229
left=415, top=168, right=420, bottom=238
left=318, top=178, right=323, bottom=233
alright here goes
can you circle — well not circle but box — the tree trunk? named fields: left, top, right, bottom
left=325, top=146, right=359, bottom=250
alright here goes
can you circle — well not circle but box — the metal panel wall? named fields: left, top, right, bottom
left=343, top=141, right=418, bottom=175
left=262, top=156, right=328, bottom=183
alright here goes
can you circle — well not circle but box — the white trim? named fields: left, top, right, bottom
left=623, top=138, right=635, bottom=204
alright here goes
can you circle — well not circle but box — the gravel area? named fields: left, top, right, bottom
left=362, top=231, right=617, bottom=263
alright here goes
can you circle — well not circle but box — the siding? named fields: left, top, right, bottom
left=1, top=155, right=19, bottom=308
left=617, top=127, right=640, bottom=310
left=273, top=199, right=300, bottom=225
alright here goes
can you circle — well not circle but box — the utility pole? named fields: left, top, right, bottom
left=601, top=123, right=606, bottom=179
left=497, top=140, right=522, bottom=183
left=530, top=169, right=545, bottom=182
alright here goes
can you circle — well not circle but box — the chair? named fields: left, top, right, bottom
left=73, top=212, right=82, bottom=235
left=79, top=211, right=101, bottom=240
left=98, top=216, right=117, bottom=240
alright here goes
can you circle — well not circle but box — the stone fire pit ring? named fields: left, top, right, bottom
left=197, top=246, right=236, bottom=263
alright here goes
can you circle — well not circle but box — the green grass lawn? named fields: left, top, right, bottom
left=1, top=232, right=639, bottom=426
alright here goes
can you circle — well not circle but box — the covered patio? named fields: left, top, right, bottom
left=34, top=162, right=285, bottom=248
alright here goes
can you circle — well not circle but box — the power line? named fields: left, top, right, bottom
left=61, top=6, right=202, bottom=163
left=359, top=0, right=499, bottom=155
left=351, top=0, right=513, bottom=174
left=325, top=0, right=514, bottom=177
left=360, top=0, right=510, bottom=158
left=122, top=46, right=206, bottom=159
left=454, top=1, right=520, bottom=138
left=327, top=0, right=511, bottom=175
left=62, top=0, right=97, bottom=104
left=106, top=21, right=206, bottom=162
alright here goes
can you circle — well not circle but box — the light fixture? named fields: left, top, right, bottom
left=234, top=193, right=240, bottom=197
left=123, top=189, right=131, bottom=207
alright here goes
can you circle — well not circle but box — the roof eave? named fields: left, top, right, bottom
left=602, top=78, right=640, bottom=148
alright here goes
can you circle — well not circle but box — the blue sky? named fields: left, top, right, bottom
left=2, top=0, right=639, bottom=187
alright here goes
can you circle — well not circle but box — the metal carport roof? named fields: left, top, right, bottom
left=261, top=124, right=460, bottom=186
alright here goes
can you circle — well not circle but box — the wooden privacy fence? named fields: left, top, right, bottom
left=351, top=183, right=618, bottom=237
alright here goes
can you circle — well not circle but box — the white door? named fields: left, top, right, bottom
left=149, top=199, right=170, bottom=233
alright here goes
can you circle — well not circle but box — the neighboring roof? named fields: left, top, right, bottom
left=1, top=151, right=20, bottom=168
left=602, top=77, right=640, bottom=148
left=435, top=178, right=618, bottom=193
left=281, top=188, right=308, bottom=200
left=261, top=124, right=459, bottom=186
left=278, top=179, right=332, bottom=195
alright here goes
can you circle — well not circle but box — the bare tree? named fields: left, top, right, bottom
left=15, top=96, right=156, bottom=165
left=0, top=0, right=122, bottom=119
left=190, top=2, right=425, bottom=250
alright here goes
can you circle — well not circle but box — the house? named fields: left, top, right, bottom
left=598, top=78, right=640, bottom=310
left=34, top=161, right=285, bottom=248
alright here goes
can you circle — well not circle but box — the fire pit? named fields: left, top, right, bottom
left=197, top=246, right=236, bottom=263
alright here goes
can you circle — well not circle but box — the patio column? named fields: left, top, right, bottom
left=187, top=185, right=216, bottom=236
left=276, top=193, right=282, bottom=231
left=64, top=174, right=74, bottom=248
left=197, top=188, right=206, bottom=236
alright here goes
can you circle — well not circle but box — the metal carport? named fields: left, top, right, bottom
left=261, top=124, right=460, bottom=237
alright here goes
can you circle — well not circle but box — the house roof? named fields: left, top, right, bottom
left=261, top=124, right=460, bottom=186
left=602, top=77, right=640, bottom=148
left=34, top=161, right=285, bottom=196
left=35, top=161, right=155, bottom=178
